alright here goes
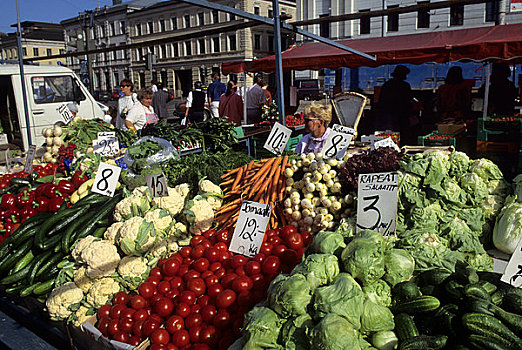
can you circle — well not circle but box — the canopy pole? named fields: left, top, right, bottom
left=243, top=71, right=247, bottom=125
left=273, top=0, right=285, bottom=123
left=482, top=62, right=491, bottom=119
left=16, top=0, right=32, bottom=147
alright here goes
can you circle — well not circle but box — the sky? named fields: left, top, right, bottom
left=0, top=0, right=115, bottom=33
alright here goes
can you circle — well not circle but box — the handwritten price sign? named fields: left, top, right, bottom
left=373, top=137, right=400, bottom=152
left=263, top=122, right=291, bottom=155
left=501, top=238, right=522, bottom=289
left=93, top=132, right=120, bottom=157
left=356, top=171, right=398, bottom=235
left=229, top=201, right=272, bottom=257
left=146, top=173, right=168, bottom=198
left=322, top=124, right=355, bottom=159
left=24, top=145, right=36, bottom=174
left=91, top=162, right=121, bottom=197
left=57, top=103, right=74, bottom=124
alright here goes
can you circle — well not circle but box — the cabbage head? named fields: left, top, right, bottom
left=424, top=155, right=447, bottom=187
left=371, top=331, right=399, bottom=350
left=470, top=158, right=504, bottom=180
left=460, top=172, right=489, bottom=205
left=280, top=314, right=314, bottom=350
left=311, top=313, right=363, bottom=350
left=363, top=279, right=392, bottom=307
left=481, top=195, right=505, bottom=220
left=292, top=254, right=340, bottom=290
left=267, top=273, right=312, bottom=318
left=335, top=217, right=356, bottom=241
left=383, top=249, right=415, bottom=287
left=242, top=305, right=284, bottom=350
left=360, top=299, right=395, bottom=334
left=493, top=196, right=522, bottom=254
left=311, top=231, right=346, bottom=256
left=449, top=151, right=470, bottom=178
left=312, top=273, right=364, bottom=329
left=341, top=234, right=386, bottom=286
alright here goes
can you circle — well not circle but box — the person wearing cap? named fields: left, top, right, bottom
left=185, top=81, right=206, bottom=124
left=376, top=65, right=413, bottom=135
left=295, top=103, right=332, bottom=154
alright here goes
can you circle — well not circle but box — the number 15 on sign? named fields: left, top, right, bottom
left=264, top=122, right=291, bottom=155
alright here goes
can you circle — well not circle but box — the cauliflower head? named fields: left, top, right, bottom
left=104, top=221, right=124, bottom=244
left=152, top=187, right=186, bottom=216
left=150, top=237, right=180, bottom=258
left=144, top=209, right=173, bottom=234
left=114, top=195, right=151, bottom=221
left=118, top=216, right=157, bottom=255
left=168, top=222, right=188, bottom=238
left=46, top=282, right=84, bottom=319
left=71, top=236, right=97, bottom=263
left=184, top=199, right=215, bottom=235
left=174, top=183, right=191, bottom=201
left=72, top=305, right=93, bottom=326
left=198, top=179, right=223, bottom=211
left=118, top=256, right=149, bottom=279
left=73, top=266, right=94, bottom=293
left=86, top=277, right=120, bottom=307
left=80, top=240, right=121, bottom=279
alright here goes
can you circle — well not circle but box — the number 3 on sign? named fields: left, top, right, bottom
left=146, top=173, right=168, bottom=198
left=91, top=162, right=121, bottom=197
left=263, top=122, right=291, bottom=155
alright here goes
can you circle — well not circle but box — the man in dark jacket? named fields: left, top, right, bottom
left=152, top=82, right=170, bottom=120
left=185, top=81, right=206, bottom=124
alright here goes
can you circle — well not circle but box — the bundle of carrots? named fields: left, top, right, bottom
left=215, top=155, right=290, bottom=230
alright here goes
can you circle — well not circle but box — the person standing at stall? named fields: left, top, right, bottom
left=185, top=81, right=206, bottom=124
left=116, top=79, right=138, bottom=130
left=295, top=103, right=332, bottom=154
left=219, top=79, right=243, bottom=126
left=152, top=82, right=170, bottom=120
left=207, top=72, right=227, bottom=118
left=481, top=62, right=518, bottom=115
left=246, top=74, right=267, bottom=124
left=125, top=88, right=159, bottom=133
left=436, top=66, right=473, bottom=121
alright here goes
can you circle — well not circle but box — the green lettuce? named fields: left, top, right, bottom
left=449, top=151, right=470, bottom=178
left=363, top=279, right=392, bottom=307
left=311, top=231, right=346, bottom=256
left=460, top=172, right=489, bottom=205
left=280, top=314, right=314, bottom=350
left=311, top=314, right=363, bottom=350
left=341, top=232, right=386, bottom=286
left=493, top=196, right=522, bottom=254
left=267, top=273, right=312, bottom=318
left=292, top=254, right=340, bottom=290
left=470, top=158, right=504, bottom=180
left=383, top=249, right=415, bottom=287
left=242, top=305, right=284, bottom=350
left=360, top=299, right=395, bottom=334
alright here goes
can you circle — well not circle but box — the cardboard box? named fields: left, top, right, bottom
left=436, top=122, right=466, bottom=134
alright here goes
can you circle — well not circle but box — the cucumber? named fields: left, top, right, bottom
left=0, top=239, right=33, bottom=275
left=8, top=212, right=53, bottom=247
left=19, top=283, right=39, bottom=298
left=419, top=268, right=452, bottom=286
left=445, top=280, right=464, bottom=300
left=33, top=279, right=54, bottom=295
left=92, top=226, right=107, bottom=238
left=462, top=313, right=522, bottom=348
left=489, top=303, right=522, bottom=334
left=44, top=205, right=91, bottom=238
left=454, top=260, right=479, bottom=285
left=11, top=250, right=34, bottom=273
left=39, top=233, right=64, bottom=251
left=75, top=192, right=110, bottom=206
left=399, top=335, right=448, bottom=350
left=434, top=304, right=458, bottom=336
left=5, top=285, right=25, bottom=294
left=394, top=313, right=419, bottom=341
left=392, top=296, right=440, bottom=314
left=61, top=210, right=97, bottom=253
left=468, top=334, right=511, bottom=350
left=34, top=206, right=81, bottom=248
left=28, top=250, right=53, bottom=285
left=35, top=253, right=64, bottom=278
left=466, top=297, right=493, bottom=315
left=478, top=280, right=497, bottom=295
left=502, top=292, right=522, bottom=315
left=392, top=281, right=422, bottom=303
left=464, top=284, right=491, bottom=301
left=1, top=264, right=32, bottom=285
left=491, top=289, right=507, bottom=305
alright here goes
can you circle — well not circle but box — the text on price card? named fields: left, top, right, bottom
left=229, top=201, right=272, bottom=257
left=91, top=162, right=121, bottom=197
left=356, top=171, right=398, bottom=235
left=501, top=238, right=522, bottom=289
left=322, top=124, right=355, bottom=159
left=263, top=122, right=292, bottom=155
left=57, top=103, right=74, bottom=124
left=146, top=173, right=169, bottom=198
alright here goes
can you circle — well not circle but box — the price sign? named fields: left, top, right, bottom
left=24, top=145, right=36, bottom=174
left=146, top=173, right=169, bottom=198
left=57, top=103, right=74, bottom=124
left=93, top=132, right=120, bottom=157
left=373, top=137, right=400, bottom=152
left=356, top=171, right=398, bottom=235
left=91, top=162, right=121, bottom=197
left=229, top=201, right=272, bottom=257
left=501, top=238, right=522, bottom=288
left=263, top=122, right=291, bottom=155
left=322, top=124, right=355, bottom=159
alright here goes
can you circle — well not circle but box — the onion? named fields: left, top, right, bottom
left=51, top=145, right=60, bottom=155
left=284, top=168, right=294, bottom=178
left=46, top=137, right=53, bottom=146
left=42, top=152, right=53, bottom=162
left=53, top=125, right=63, bottom=137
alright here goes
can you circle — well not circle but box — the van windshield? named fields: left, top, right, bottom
left=31, top=75, right=85, bottom=104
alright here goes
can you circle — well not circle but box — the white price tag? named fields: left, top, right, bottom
left=263, top=122, right=292, bottom=155
left=501, top=238, right=522, bottom=288
left=230, top=201, right=272, bottom=257
left=57, top=103, right=74, bottom=124
left=91, top=162, right=121, bottom=197
left=373, top=137, right=400, bottom=152
left=93, top=136, right=120, bottom=157
left=356, top=171, right=399, bottom=235
left=146, top=173, right=169, bottom=198
left=322, top=124, right=355, bottom=159
left=24, top=145, right=36, bottom=174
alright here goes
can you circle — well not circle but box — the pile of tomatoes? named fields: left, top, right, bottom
left=95, top=225, right=312, bottom=350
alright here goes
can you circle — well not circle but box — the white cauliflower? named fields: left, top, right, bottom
left=150, top=238, right=180, bottom=258
left=46, top=282, right=84, bottom=319
left=184, top=199, right=215, bottom=235
left=144, top=209, right=173, bottom=234
left=118, top=256, right=149, bottom=279
left=72, top=305, right=93, bottom=326
left=117, top=216, right=157, bottom=255
left=73, top=266, right=94, bottom=293
left=152, top=186, right=186, bottom=216
left=80, top=240, right=121, bottom=279
left=86, top=277, right=120, bottom=307
left=132, top=186, right=151, bottom=197
left=199, top=179, right=223, bottom=211
left=114, top=195, right=151, bottom=221
left=168, top=222, right=188, bottom=238
left=72, top=236, right=97, bottom=263
left=104, top=221, right=124, bottom=244
left=174, top=183, right=191, bottom=201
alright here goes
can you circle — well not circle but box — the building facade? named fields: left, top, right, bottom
left=0, top=21, right=65, bottom=66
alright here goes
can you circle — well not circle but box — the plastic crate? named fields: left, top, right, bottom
left=476, top=141, right=519, bottom=154
left=286, top=134, right=303, bottom=151
left=477, top=116, right=522, bottom=143
left=418, top=131, right=457, bottom=147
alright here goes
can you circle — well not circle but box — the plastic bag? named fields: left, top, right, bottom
left=124, top=136, right=178, bottom=174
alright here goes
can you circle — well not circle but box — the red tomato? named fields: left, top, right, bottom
left=162, top=258, right=180, bottom=276
left=199, top=325, right=218, bottom=346
left=146, top=276, right=161, bottom=286
left=169, top=276, right=183, bottom=290
left=171, top=253, right=183, bottom=264
left=280, top=250, right=299, bottom=272
left=250, top=274, right=264, bottom=289
left=128, top=335, right=141, bottom=346
left=149, top=313, right=164, bottom=323
left=150, top=266, right=163, bottom=279
left=192, top=258, right=210, bottom=272
left=155, top=297, right=174, bottom=317
left=179, top=290, right=197, bottom=305
left=176, top=264, right=189, bottom=277
left=149, top=294, right=163, bottom=307
left=267, top=235, right=281, bottom=245
left=216, top=230, right=230, bottom=243
left=253, top=253, right=266, bottom=264
left=185, top=312, right=203, bottom=329
left=199, top=270, right=212, bottom=279
left=171, top=329, right=190, bottom=347
left=209, top=262, right=222, bottom=272
left=190, top=245, right=206, bottom=259
left=207, top=283, right=223, bottom=298
left=112, top=331, right=130, bottom=343
left=214, top=267, right=226, bottom=279
left=198, top=240, right=212, bottom=250
left=203, top=228, right=217, bottom=239
left=259, top=242, right=273, bottom=256
left=285, top=232, right=304, bottom=249
left=281, top=225, right=297, bottom=239
left=203, top=247, right=220, bottom=263
left=132, top=308, right=149, bottom=322
left=96, top=317, right=110, bottom=336
left=204, top=274, right=219, bottom=286
left=272, top=244, right=287, bottom=257
left=149, top=345, right=167, bottom=350
left=301, top=231, right=313, bottom=246
left=175, top=302, right=191, bottom=318
left=120, top=308, right=135, bottom=320
left=165, top=315, right=185, bottom=333
left=180, top=246, right=192, bottom=258
left=218, top=332, right=235, bottom=350
left=113, top=291, right=130, bottom=305
left=200, top=305, right=217, bottom=323
left=110, top=304, right=127, bottom=319
left=118, top=317, right=134, bottom=333
left=235, top=266, right=246, bottom=276
left=190, top=235, right=206, bottom=247
left=265, top=228, right=278, bottom=237
left=165, top=289, right=179, bottom=299
left=139, top=282, right=157, bottom=299
left=142, top=318, right=160, bottom=337
left=190, top=303, right=201, bottom=314
left=130, top=295, right=147, bottom=310
left=189, top=326, right=202, bottom=343
left=197, top=295, right=211, bottom=307
left=262, top=256, right=281, bottom=275
left=244, top=261, right=261, bottom=276
left=97, top=304, right=111, bottom=319
left=220, top=273, right=238, bottom=289
left=183, top=269, right=201, bottom=282
left=231, top=255, right=247, bottom=268
left=237, top=291, right=254, bottom=307
left=151, top=329, right=170, bottom=345
left=213, top=309, right=231, bottom=329
left=213, top=242, right=228, bottom=251
left=232, top=275, right=253, bottom=292
left=186, top=277, right=206, bottom=297
left=216, top=289, right=236, bottom=309
left=107, top=319, right=120, bottom=336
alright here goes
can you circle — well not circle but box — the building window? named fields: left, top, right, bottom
left=319, top=14, right=330, bottom=38
left=199, top=39, right=205, bottom=54
left=136, top=24, right=142, bottom=36
left=114, top=72, right=119, bottom=86
left=359, top=9, right=370, bottom=34
left=387, top=5, right=399, bottom=32
left=120, top=21, right=125, bottom=34
left=171, top=17, right=177, bottom=30
left=33, top=48, right=39, bottom=57
left=268, top=9, right=273, bottom=18
left=417, top=1, right=430, bottom=28
left=22, top=47, right=27, bottom=56
left=185, top=41, right=192, bottom=56
left=268, top=35, right=274, bottom=52
left=148, top=21, right=154, bottom=34
left=254, top=6, right=260, bottom=15
left=160, top=19, right=166, bottom=32
left=228, top=34, right=236, bottom=51
left=198, top=12, right=204, bottom=26
left=213, top=10, right=219, bottom=23
left=486, top=1, right=499, bottom=22
left=450, top=5, right=464, bottom=26
left=184, top=14, right=191, bottom=28
left=160, top=44, right=167, bottom=58
left=47, top=48, right=52, bottom=56
left=172, top=43, right=179, bottom=57
left=254, top=34, right=261, bottom=50
left=110, top=22, right=115, bottom=36
left=213, top=37, right=220, bottom=52
left=229, top=5, right=235, bottom=20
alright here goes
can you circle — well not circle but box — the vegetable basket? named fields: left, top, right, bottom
left=417, top=131, right=458, bottom=147
left=477, top=115, right=521, bottom=143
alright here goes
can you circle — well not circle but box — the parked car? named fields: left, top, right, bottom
left=93, top=90, right=111, bottom=102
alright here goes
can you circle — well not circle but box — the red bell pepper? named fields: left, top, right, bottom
left=57, top=180, right=75, bottom=195
left=16, top=189, right=35, bottom=209
left=1, top=193, right=17, bottom=210
left=48, top=197, right=64, bottom=212
left=34, top=196, right=49, bottom=213
left=0, top=209, right=6, bottom=220
left=5, top=207, right=20, bottom=223
left=3, top=222, right=14, bottom=237
left=42, top=183, right=61, bottom=199
left=20, top=207, right=37, bottom=222
left=36, top=182, right=52, bottom=197
left=72, top=170, right=89, bottom=188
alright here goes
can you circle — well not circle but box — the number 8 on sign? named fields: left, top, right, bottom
left=92, top=162, right=121, bottom=197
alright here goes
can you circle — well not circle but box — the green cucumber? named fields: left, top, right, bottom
left=33, top=279, right=54, bottom=295
left=399, top=335, right=448, bottom=350
left=392, top=296, right=441, bottom=314
left=61, top=210, right=97, bottom=253
left=34, top=206, right=81, bottom=247
left=489, top=303, right=522, bottom=334
left=1, top=264, right=32, bottom=285
left=502, top=292, right=522, bottom=315
left=28, top=250, right=53, bottom=285
left=5, top=284, right=25, bottom=294
left=434, top=304, right=458, bottom=336
left=419, top=268, right=452, bottom=286
left=468, top=334, right=511, bottom=350
left=8, top=212, right=53, bottom=247
left=394, top=313, right=419, bottom=341
left=35, top=253, right=64, bottom=278
left=392, top=281, right=422, bottom=303
left=478, top=280, right=497, bottom=295
left=445, top=280, right=464, bottom=300
left=11, top=249, right=34, bottom=273
left=491, top=289, right=507, bottom=305
left=462, top=313, right=522, bottom=348
left=44, top=205, right=92, bottom=238
left=464, top=284, right=491, bottom=301
left=0, top=239, right=33, bottom=275
left=19, top=283, right=39, bottom=298
left=39, top=233, right=64, bottom=251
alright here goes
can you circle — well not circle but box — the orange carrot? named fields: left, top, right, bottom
left=270, top=162, right=282, bottom=204
left=250, top=157, right=280, bottom=199
left=231, top=165, right=245, bottom=191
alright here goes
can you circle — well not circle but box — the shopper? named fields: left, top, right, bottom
left=152, top=82, right=170, bottom=120
left=246, top=74, right=267, bottom=124
left=151, top=80, right=158, bottom=93
left=295, top=103, right=332, bottom=154
left=125, top=88, right=159, bottom=133
left=207, top=72, right=227, bottom=118
left=481, top=62, right=518, bottom=115
left=116, top=79, right=138, bottom=130
left=219, top=79, right=243, bottom=126
left=436, top=66, right=473, bottom=121
left=185, top=81, right=206, bottom=124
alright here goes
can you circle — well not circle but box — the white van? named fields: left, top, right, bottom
left=0, top=64, right=104, bottom=151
